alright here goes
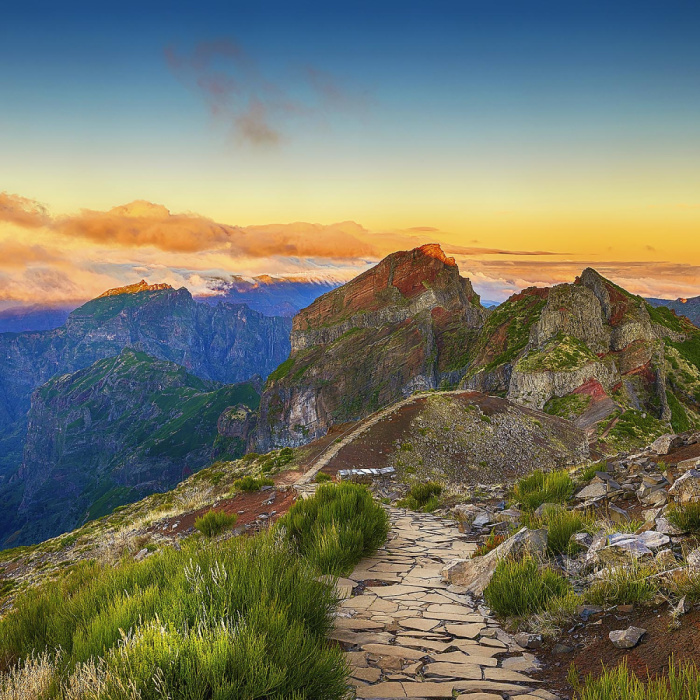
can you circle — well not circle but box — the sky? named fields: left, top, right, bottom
left=1, top=0, right=699, bottom=306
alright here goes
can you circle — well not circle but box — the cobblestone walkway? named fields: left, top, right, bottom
left=333, top=508, right=557, bottom=700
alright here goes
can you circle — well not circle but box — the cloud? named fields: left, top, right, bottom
left=165, top=38, right=362, bottom=146
left=2, top=192, right=700, bottom=307
left=0, top=193, right=51, bottom=229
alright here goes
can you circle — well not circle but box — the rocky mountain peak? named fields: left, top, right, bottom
left=97, top=280, right=174, bottom=298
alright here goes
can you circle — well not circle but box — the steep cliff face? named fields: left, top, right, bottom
left=462, top=268, right=700, bottom=433
left=0, top=284, right=291, bottom=479
left=257, top=245, right=487, bottom=449
left=1, top=349, right=260, bottom=547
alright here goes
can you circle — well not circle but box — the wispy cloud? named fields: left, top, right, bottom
left=164, top=38, right=363, bottom=146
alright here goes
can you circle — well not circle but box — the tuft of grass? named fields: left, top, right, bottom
left=524, top=507, right=593, bottom=556
left=0, top=533, right=348, bottom=699
left=570, top=656, right=700, bottom=699
left=194, top=510, right=238, bottom=537
left=397, top=482, right=442, bottom=512
left=484, top=556, right=571, bottom=617
left=232, top=475, right=274, bottom=493
left=277, top=482, right=389, bottom=576
left=667, top=502, right=700, bottom=534
left=314, top=472, right=332, bottom=483
left=586, top=562, right=658, bottom=607
left=513, top=469, right=574, bottom=510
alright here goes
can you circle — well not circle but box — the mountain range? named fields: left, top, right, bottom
left=2, top=244, right=699, bottom=548
left=648, top=295, right=700, bottom=329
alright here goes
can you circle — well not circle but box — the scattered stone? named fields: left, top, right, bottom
left=609, top=626, right=646, bottom=649
left=669, top=469, right=700, bottom=503
left=442, top=527, right=547, bottom=595
left=649, top=433, right=676, bottom=455
left=514, top=633, right=543, bottom=649
left=552, top=643, right=574, bottom=655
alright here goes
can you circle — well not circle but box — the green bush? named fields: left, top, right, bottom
left=397, top=482, right=442, bottom=512
left=315, top=472, right=332, bottom=483
left=233, top=475, right=274, bottom=493
left=586, top=562, right=658, bottom=606
left=484, top=556, right=571, bottom=617
left=667, top=502, right=700, bottom=534
left=525, top=507, right=592, bottom=555
left=514, top=469, right=574, bottom=510
left=0, top=534, right=347, bottom=699
left=570, top=657, right=700, bottom=699
left=194, top=509, right=238, bottom=537
left=277, top=482, right=389, bottom=576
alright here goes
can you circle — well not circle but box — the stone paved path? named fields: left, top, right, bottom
left=333, top=508, right=557, bottom=700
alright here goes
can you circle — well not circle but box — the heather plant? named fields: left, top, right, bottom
left=231, top=475, right=274, bottom=493
left=585, top=562, right=658, bottom=606
left=194, top=509, right=238, bottom=537
left=278, top=482, right=389, bottom=575
left=397, top=481, right=442, bottom=512
left=569, top=657, right=700, bottom=699
left=484, top=556, right=571, bottom=617
left=513, top=469, right=574, bottom=510
left=0, top=533, right=347, bottom=699
left=667, top=502, right=700, bottom=534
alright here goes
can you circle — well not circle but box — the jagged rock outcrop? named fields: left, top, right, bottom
left=0, top=283, right=291, bottom=479
left=462, top=268, right=700, bottom=432
left=257, top=245, right=487, bottom=449
left=3, top=349, right=260, bottom=547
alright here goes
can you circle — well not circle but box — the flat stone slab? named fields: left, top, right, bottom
left=445, top=623, right=485, bottom=639
left=361, top=643, right=429, bottom=660
left=423, top=662, right=484, bottom=680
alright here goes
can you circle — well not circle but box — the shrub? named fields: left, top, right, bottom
left=472, top=531, right=507, bottom=558
left=397, top=482, right=442, bottom=512
left=525, top=507, right=592, bottom=556
left=194, top=509, right=238, bottom=537
left=315, top=472, right=332, bottom=483
left=667, top=502, right=700, bottom=534
left=277, top=483, right=389, bottom=576
left=0, top=534, right=347, bottom=699
left=484, top=556, right=571, bottom=617
left=586, top=562, right=658, bottom=606
left=232, top=475, right=274, bottom=493
left=513, top=469, right=574, bottom=510
left=570, top=657, right=700, bottom=699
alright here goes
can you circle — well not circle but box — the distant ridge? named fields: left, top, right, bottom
left=98, top=279, right=173, bottom=298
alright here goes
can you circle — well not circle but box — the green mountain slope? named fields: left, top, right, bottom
left=1, top=349, right=259, bottom=548
left=0, top=282, right=291, bottom=480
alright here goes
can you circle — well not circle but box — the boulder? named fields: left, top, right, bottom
left=676, top=458, right=700, bottom=472
left=442, top=527, right=547, bottom=595
left=609, top=626, right=646, bottom=649
left=686, top=547, right=700, bottom=572
left=514, top=632, right=543, bottom=649
left=453, top=504, right=488, bottom=534
left=586, top=531, right=669, bottom=567
left=668, top=469, right=700, bottom=503
left=575, top=482, right=609, bottom=500
left=649, top=433, right=676, bottom=455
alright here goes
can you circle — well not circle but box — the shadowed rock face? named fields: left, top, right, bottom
left=0, top=285, right=291, bottom=479
left=3, top=349, right=260, bottom=548
left=257, top=245, right=488, bottom=450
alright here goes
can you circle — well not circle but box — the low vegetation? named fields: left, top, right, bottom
left=194, top=509, right=238, bottom=537
left=277, top=482, right=390, bottom=576
left=232, top=475, right=275, bottom=492
left=513, top=469, right=574, bottom=510
left=570, top=657, right=700, bottom=699
left=397, top=482, right=442, bottom=512
left=585, top=562, right=658, bottom=607
left=0, top=533, right=348, bottom=699
left=524, top=506, right=592, bottom=555
left=315, top=472, right=332, bottom=483
left=667, top=502, right=700, bottom=534
left=484, top=556, right=571, bottom=617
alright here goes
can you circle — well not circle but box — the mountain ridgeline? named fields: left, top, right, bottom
left=257, top=248, right=700, bottom=450
left=256, top=244, right=488, bottom=450
left=0, top=282, right=292, bottom=479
